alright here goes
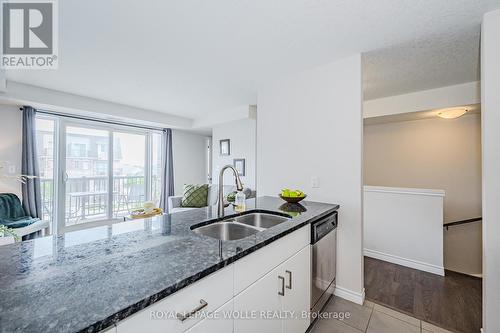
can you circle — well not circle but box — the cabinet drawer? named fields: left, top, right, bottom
left=234, top=225, right=310, bottom=295
left=99, top=325, right=117, bottom=333
left=117, top=265, right=233, bottom=333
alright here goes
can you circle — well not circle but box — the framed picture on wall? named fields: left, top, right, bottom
left=220, top=139, right=230, bottom=156
left=233, top=158, right=245, bottom=176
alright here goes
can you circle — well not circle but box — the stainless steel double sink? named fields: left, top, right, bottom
left=191, top=211, right=291, bottom=241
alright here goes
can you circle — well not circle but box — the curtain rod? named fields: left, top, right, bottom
left=20, top=107, right=168, bottom=132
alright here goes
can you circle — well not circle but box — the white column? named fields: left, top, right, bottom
left=257, top=54, right=364, bottom=304
left=481, top=9, right=500, bottom=333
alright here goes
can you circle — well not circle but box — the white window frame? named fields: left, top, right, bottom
left=36, top=114, right=162, bottom=234
left=35, top=114, right=60, bottom=235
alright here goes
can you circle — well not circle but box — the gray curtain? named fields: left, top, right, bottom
left=21, top=106, right=42, bottom=218
left=159, top=128, right=174, bottom=212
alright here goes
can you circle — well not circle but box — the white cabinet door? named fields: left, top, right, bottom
left=234, top=226, right=310, bottom=294
left=184, top=300, right=233, bottom=333
left=282, top=246, right=311, bottom=333
left=234, top=266, right=283, bottom=333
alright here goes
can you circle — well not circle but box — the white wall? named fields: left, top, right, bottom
left=364, top=114, right=481, bottom=223
left=172, top=130, right=209, bottom=196
left=257, top=55, right=364, bottom=304
left=481, top=9, right=500, bottom=333
left=444, top=221, right=482, bottom=277
left=364, top=114, right=482, bottom=276
left=212, top=118, right=256, bottom=189
left=0, top=70, right=5, bottom=92
left=364, top=186, right=445, bottom=275
left=0, top=105, right=23, bottom=197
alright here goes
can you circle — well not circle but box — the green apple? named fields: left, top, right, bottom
left=281, top=189, right=291, bottom=197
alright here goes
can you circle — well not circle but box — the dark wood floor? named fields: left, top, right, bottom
left=364, top=257, right=482, bottom=333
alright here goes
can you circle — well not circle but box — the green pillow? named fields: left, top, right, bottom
left=181, top=184, right=209, bottom=208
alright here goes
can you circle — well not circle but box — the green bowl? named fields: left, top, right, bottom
left=279, top=194, right=307, bottom=203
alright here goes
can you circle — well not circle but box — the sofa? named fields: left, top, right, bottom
left=168, top=184, right=256, bottom=214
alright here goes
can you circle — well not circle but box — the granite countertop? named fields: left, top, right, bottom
left=0, top=196, right=339, bottom=333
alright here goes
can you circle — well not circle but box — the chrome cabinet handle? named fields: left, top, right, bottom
left=176, top=299, right=208, bottom=322
left=285, top=270, right=292, bottom=289
left=278, top=276, right=285, bottom=296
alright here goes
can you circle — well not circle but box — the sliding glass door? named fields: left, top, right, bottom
left=112, top=132, right=146, bottom=218
left=36, top=118, right=56, bottom=225
left=36, top=116, right=163, bottom=234
left=64, top=125, right=110, bottom=226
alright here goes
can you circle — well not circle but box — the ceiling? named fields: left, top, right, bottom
left=6, top=0, right=500, bottom=119
left=363, top=25, right=482, bottom=100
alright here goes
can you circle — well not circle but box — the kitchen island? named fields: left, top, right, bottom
left=0, top=196, right=338, bottom=333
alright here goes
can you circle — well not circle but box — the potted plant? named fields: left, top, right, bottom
left=0, top=225, right=19, bottom=246
left=0, top=163, right=32, bottom=245
left=0, top=165, right=36, bottom=183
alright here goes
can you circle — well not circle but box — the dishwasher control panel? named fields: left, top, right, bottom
left=311, top=211, right=338, bottom=244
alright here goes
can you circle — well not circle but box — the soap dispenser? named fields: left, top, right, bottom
left=234, top=190, right=246, bottom=212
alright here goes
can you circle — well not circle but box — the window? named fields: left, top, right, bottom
left=151, top=132, right=163, bottom=205
left=69, top=143, right=86, bottom=157
left=35, top=116, right=163, bottom=233
left=112, top=131, right=146, bottom=218
left=36, top=118, right=55, bottom=224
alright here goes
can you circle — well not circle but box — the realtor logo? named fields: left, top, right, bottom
left=1, top=0, right=58, bottom=69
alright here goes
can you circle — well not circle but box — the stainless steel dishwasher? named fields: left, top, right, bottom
left=310, top=211, right=337, bottom=318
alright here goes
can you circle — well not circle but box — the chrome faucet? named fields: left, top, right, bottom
left=218, top=165, right=244, bottom=218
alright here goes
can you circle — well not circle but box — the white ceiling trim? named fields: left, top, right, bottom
left=0, top=81, right=193, bottom=129
left=363, top=81, right=480, bottom=118
left=0, top=81, right=256, bottom=132
left=192, top=104, right=255, bottom=129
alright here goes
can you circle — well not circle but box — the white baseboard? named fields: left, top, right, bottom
left=364, top=248, right=445, bottom=276
left=334, top=286, right=365, bottom=305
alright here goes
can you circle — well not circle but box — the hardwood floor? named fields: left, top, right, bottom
left=364, top=257, right=482, bottom=333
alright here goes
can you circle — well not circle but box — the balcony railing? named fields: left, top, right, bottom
left=41, top=175, right=160, bottom=226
